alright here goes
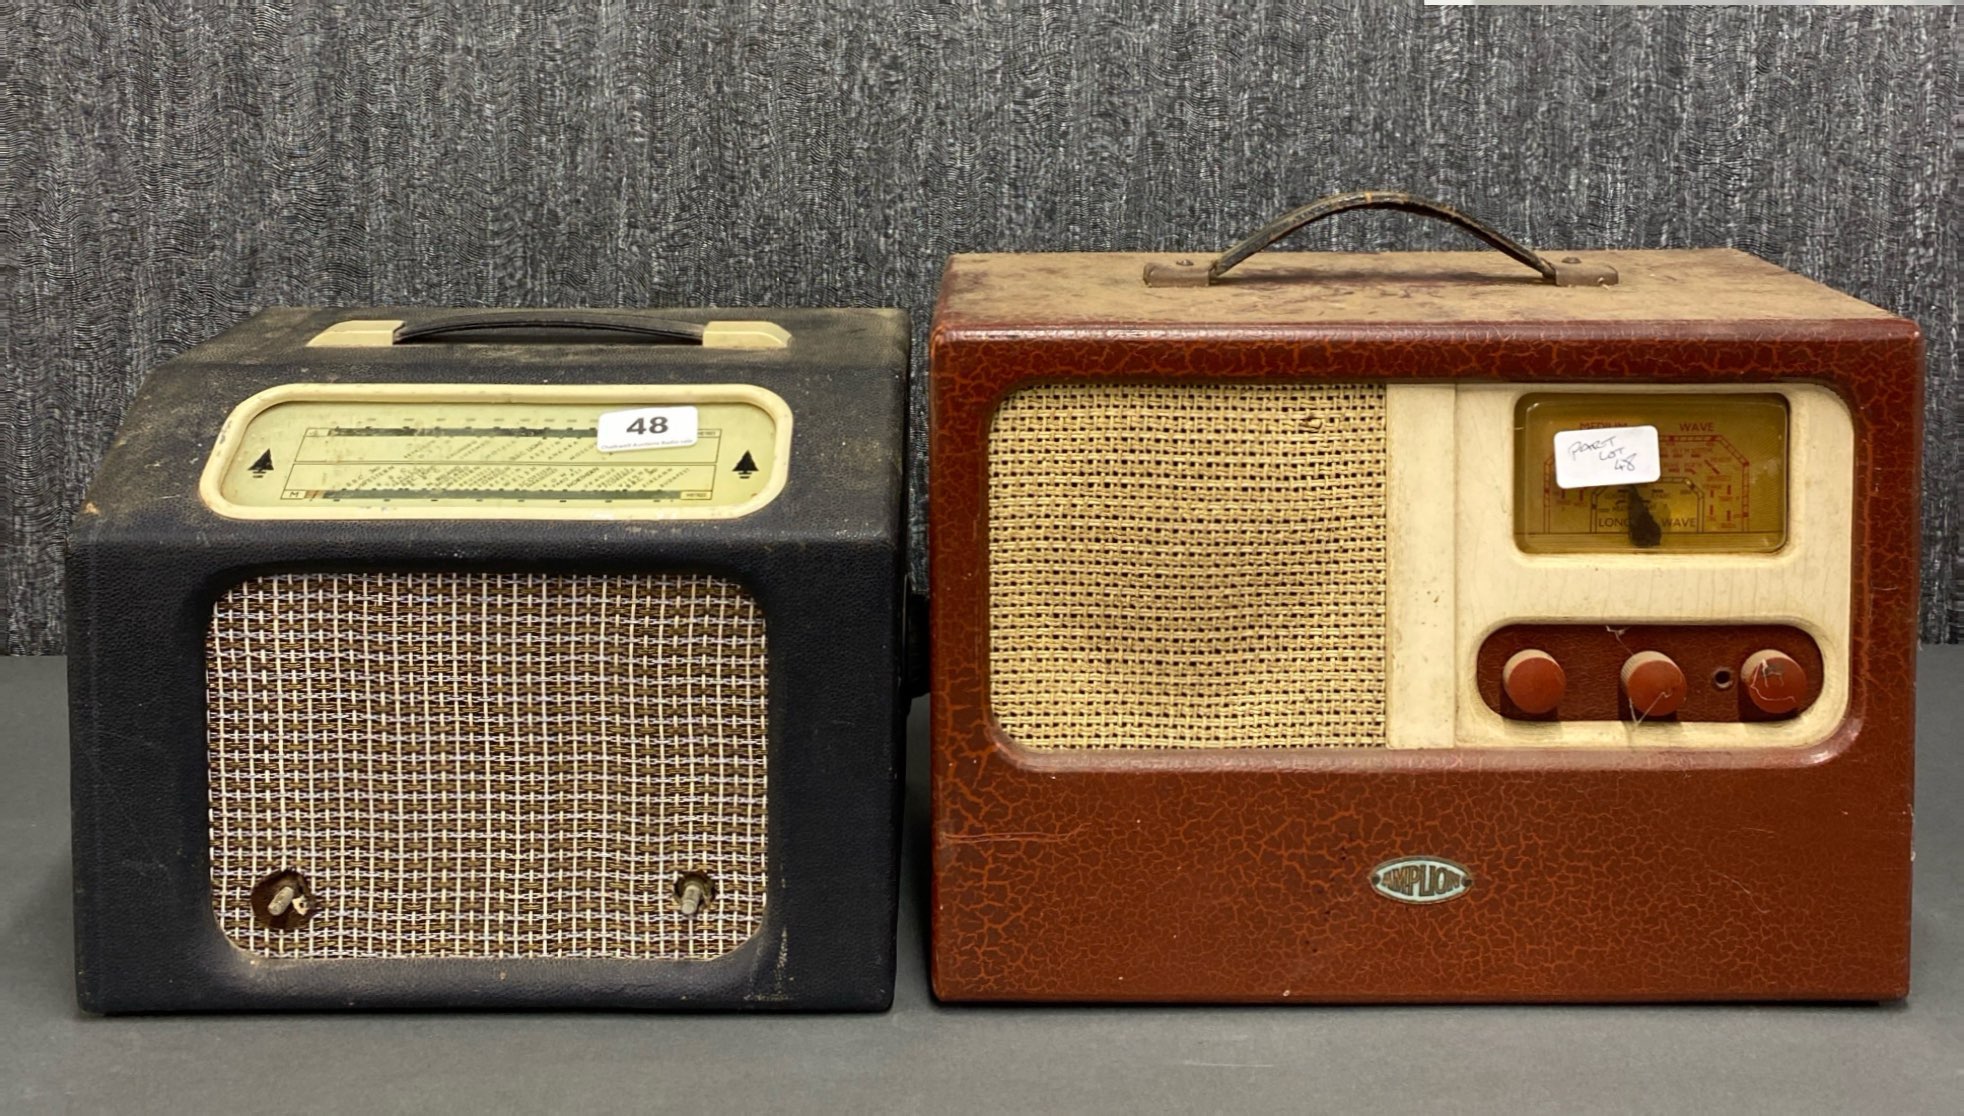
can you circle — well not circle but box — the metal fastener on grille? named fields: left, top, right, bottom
left=674, top=872, right=715, bottom=918
left=267, top=884, right=308, bottom=917
left=250, top=869, right=319, bottom=931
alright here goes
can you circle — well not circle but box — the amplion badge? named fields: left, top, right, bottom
left=1370, top=857, right=1472, bottom=904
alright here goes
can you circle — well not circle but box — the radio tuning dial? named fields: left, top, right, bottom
left=1742, top=649, right=1808, bottom=715
left=1501, top=649, right=1566, bottom=714
left=1513, top=393, right=1790, bottom=554
left=1621, top=652, right=1687, bottom=719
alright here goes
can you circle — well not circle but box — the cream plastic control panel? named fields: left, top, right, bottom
left=1384, top=383, right=1851, bottom=750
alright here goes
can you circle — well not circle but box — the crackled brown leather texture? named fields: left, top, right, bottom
left=928, top=249, right=1921, bottom=1002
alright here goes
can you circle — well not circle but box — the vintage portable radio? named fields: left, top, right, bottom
left=928, top=194, right=1922, bottom=1002
left=67, top=307, right=911, bottom=1011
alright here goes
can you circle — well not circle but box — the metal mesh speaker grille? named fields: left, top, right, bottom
left=207, top=572, right=768, bottom=959
left=988, top=382, right=1389, bottom=750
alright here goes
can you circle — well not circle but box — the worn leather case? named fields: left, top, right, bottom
left=928, top=196, right=1921, bottom=1002
left=68, top=307, right=911, bottom=1012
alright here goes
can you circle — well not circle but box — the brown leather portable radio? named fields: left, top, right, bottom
left=927, top=193, right=1922, bottom=1002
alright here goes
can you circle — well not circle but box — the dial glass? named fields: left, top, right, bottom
left=1514, top=393, right=1788, bottom=554
left=204, top=385, right=788, bottom=519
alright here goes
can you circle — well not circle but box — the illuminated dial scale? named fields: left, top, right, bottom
left=1515, top=393, right=1789, bottom=553
left=204, top=385, right=790, bottom=520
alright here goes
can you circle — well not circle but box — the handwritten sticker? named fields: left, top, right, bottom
left=596, top=406, right=698, bottom=452
left=1552, top=424, right=1661, bottom=489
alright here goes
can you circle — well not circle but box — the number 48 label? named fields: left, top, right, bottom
left=596, top=406, right=699, bottom=452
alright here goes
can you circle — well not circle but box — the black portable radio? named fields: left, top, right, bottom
left=67, top=307, right=910, bottom=1011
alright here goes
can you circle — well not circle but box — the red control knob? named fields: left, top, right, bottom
left=1742, top=649, right=1808, bottom=715
left=1502, top=649, right=1567, bottom=715
left=1621, top=651, right=1686, bottom=718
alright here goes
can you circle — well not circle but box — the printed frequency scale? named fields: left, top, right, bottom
left=201, top=385, right=792, bottom=520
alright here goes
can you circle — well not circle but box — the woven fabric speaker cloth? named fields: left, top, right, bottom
left=988, top=382, right=1389, bottom=750
left=206, top=572, right=768, bottom=959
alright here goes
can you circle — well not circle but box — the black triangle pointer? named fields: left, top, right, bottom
left=733, top=451, right=758, bottom=478
left=250, top=450, right=275, bottom=476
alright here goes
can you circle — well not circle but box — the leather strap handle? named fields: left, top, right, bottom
left=393, top=311, right=707, bottom=344
left=1143, top=190, right=1617, bottom=288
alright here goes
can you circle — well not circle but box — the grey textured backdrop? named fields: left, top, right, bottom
left=3, top=1, right=1958, bottom=653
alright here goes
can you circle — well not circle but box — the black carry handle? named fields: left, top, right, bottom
left=393, top=310, right=708, bottom=344
left=1143, top=190, right=1618, bottom=287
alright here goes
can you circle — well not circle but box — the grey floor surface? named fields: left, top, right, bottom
left=3, top=649, right=1960, bottom=1113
